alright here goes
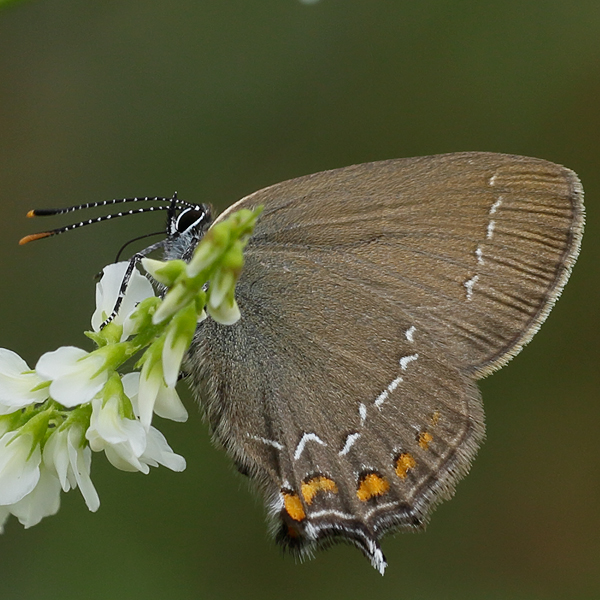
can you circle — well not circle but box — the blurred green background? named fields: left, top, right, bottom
left=0, top=1, right=598, bottom=599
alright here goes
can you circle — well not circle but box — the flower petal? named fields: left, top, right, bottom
left=86, top=392, right=152, bottom=473
left=137, top=362, right=162, bottom=429
left=154, top=385, right=188, bottom=423
left=0, top=349, right=32, bottom=375
left=0, top=432, right=41, bottom=505
left=37, top=348, right=107, bottom=408
left=36, top=346, right=88, bottom=379
left=162, top=332, right=187, bottom=389
left=87, top=397, right=146, bottom=454
left=43, top=428, right=72, bottom=492
left=67, top=427, right=99, bottom=512
left=207, top=270, right=235, bottom=310
left=207, top=297, right=241, bottom=325
left=121, top=372, right=140, bottom=402
left=104, top=444, right=148, bottom=474
left=142, top=427, right=186, bottom=472
left=0, top=373, right=47, bottom=415
left=10, top=466, right=61, bottom=528
left=0, top=349, right=49, bottom=414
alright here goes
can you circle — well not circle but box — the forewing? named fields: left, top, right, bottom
left=216, top=152, right=584, bottom=376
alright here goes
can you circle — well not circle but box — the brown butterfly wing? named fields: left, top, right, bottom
left=215, top=152, right=583, bottom=375
left=186, top=152, right=583, bottom=571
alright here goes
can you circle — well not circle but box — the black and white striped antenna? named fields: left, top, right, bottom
left=19, top=194, right=195, bottom=245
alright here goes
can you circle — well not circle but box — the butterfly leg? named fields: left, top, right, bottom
left=99, top=239, right=167, bottom=329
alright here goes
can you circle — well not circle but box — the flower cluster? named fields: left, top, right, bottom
left=0, top=207, right=260, bottom=531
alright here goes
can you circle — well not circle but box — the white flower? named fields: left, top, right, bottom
left=161, top=304, right=200, bottom=389
left=91, top=261, right=155, bottom=339
left=43, top=425, right=99, bottom=512
left=206, top=296, right=240, bottom=325
left=207, top=268, right=235, bottom=311
left=123, top=372, right=187, bottom=424
left=36, top=346, right=108, bottom=408
left=0, top=349, right=48, bottom=415
left=86, top=385, right=185, bottom=474
left=137, top=359, right=188, bottom=429
left=205, top=244, right=242, bottom=325
left=162, top=325, right=189, bottom=389
left=137, top=358, right=163, bottom=430
left=5, top=465, right=61, bottom=529
left=154, top=384, right=188, bottom=423
left=0, top=431, right=41, bottom=506
left=141, top=427, right=186, bottom=472
left=86, top=394, right=148, bottom=473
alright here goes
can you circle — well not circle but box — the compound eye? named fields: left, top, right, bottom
left=175, top=207, right=208, bottom=233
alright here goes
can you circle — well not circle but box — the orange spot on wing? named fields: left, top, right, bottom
left=301, top=476, right=338, bottom=505
left=430, top=410, right=441, bottom=426
left=356, top=473, right=390, bottom=502
left=418, top=431, right=433, bottom=450
left=395, top=453, right=417, bottom=478
left=283, top=492, right=306, bottom=522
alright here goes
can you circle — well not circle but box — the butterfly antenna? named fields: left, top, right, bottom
left=19, top=194, right=192, bottom=245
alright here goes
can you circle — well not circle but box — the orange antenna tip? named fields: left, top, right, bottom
left=26, top=210, right=37, bottom=218
left=19, top=232, right=52, bottom=245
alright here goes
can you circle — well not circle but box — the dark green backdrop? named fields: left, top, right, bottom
left=0, top=1, right=598, bottom=599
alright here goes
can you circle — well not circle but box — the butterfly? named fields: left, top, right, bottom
left=23, top=152, right=584, bottom=573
